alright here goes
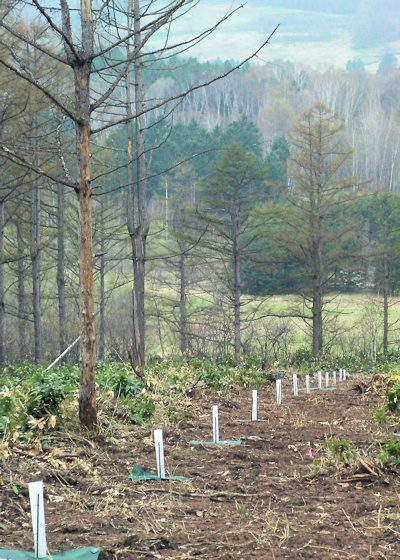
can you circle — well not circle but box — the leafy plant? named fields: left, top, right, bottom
left=374, top=407, right=388, bottom=425
left=114, top=373, right=142, bottom=399
left=385, top=376, right=400, bottom=413
left=26, top=381, right=66, bottom=418
left=325, top=437, right=356, bottom=466
left=377, top=436, right=400, bottom=467
left=129, top=395, right=156, bottom=424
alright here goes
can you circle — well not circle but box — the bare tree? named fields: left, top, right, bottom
left=286, top=103, right=355, bottom=357
left=0, top=1, right=275, bottom=424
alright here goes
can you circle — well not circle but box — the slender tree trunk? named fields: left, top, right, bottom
left=98, top=203, right=106, bottom=360
left=57, top=185, right=67, bottom=356
left=126, top=0, right=149, bottom=368
left=31, top=176, right=41, bottom=364
left=382, top=252, right=389, bottom=355
left=76, top=0, right=97, bottom=426
left=17, top=225, right=27, bottom=361
left=312, top=282, right=323, bottom=356
left=233, top=210, right=241, bottom=366
left=0, top=199, right=5, bottom=368
left=179, top=243, right=187, bottom=355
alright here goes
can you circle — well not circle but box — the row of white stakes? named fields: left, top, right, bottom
left=27, top=369, right=347, bottom=556
left=276, top=369, right=347, bottom=406
left=28, top=430, right=168, bottom=557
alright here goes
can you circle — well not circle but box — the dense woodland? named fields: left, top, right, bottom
left=1, top=0, right=400, bottom=385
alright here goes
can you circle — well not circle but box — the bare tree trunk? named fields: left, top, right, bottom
left=30, top=175, right=41, bottom=364
left=75, top=0, right=97, bottom=426
left=126, top=0, right=149, bottom=368
left=233, top=208, right=241, bottom=366
left=0, top=199, right=5, bottom=368
left=16, top=225, right=27, bottom=361
left=312, top=282, right=323, bottom=357
left=179, top=245, right=187, bottom=355
left=382, top=252, right=389, bottom=355
left=57, top=185, right=67, bottom=356
left=98, top=202, right=105, bottom=360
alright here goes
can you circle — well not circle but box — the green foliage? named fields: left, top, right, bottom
left=383, top=375, right=400, bottom=415
left=373, top=407, right=388, bottom=425
left=113, top=372, right=142, bottom=399
left=325, top=437, right=356, bottom=466
left=26, top=380, right=67, bottom=419
left=291, top=348, right=314, bottom=368
left=265, top=135, right=290, bottom=191
left=377, top=436, right=400, bottom=467
left=129, top=395, right=156, bottom=425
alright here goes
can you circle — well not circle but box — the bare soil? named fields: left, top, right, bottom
left=1, top=375, right=400, bottom=559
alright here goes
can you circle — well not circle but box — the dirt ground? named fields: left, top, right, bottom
left=1, top=374, right=400, bottom=559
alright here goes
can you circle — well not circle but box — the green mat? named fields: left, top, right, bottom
left=0, top=547, right=100, bottom=560
left=189, top=440, right=242, bottom=446
left=129, top=464, right=188, bottom=482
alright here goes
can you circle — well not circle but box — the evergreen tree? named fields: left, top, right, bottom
left=197, top=142, right=267, bottom=364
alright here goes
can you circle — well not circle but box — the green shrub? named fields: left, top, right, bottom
left=129, top=395, right=156, bottom=424
left=325, top=437, right=356, bottom=466
left=386, top=378, right=400, bottom=413
left=374, top=407, right=388, bottom=425
left=114, top=373, right=142, bottom=399
left=377, top=436, right=400, bottom=467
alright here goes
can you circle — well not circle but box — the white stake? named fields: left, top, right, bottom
left=306, top=374, right=310, bottom=394
left=213, top=405, right=219, bottom=443
left=252, top=390, right=258, bottom=421
left=318, top=371, right=322, bottom=389
left=325, top=371, right=330, bottom=388
left=276, top=379, right=282, bottom=405
left=154, top=429, right=166, bottom=479
left=343, top=369, right=347, bottom=381
left=333, top=370, right=337, bottom=384
left=339, top=368, right=343, bottom=381
left=29, top=481, right=47, bottom=559
left=293, top=374, right=298, bottom=396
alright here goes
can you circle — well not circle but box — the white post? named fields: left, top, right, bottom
left=339, top=368, right=343, bottom=381
left=154, top=429, right=166, bottom=479
left=252, top=390, right=258, bottom=421
left=45, top=336, right=80, bottom=371
left=29, top=481, right=47, bottom=558
left=276, top=379, right=282, bottom=405
left=306, top=374, right=310, bottom=394
left=333, top=370, right=337, bottom=384
left=318, top=371, right=322, bottom=389
left=213, top=405, right=219, bottom=443
left=343, top=369, right=347, bottom=381
left=325, top=371, right=330, bottom=388
left=293, top=374, right=298, bottom=396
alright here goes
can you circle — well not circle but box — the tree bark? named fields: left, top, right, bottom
left=98, top=202, right=106, bottom=360
left=31, top=174, right=41, bottom=364
left=382, top=252, right=389, bottom=355
left=126, top=0, right=149, bottom=368
left=57, top=185, right=67, bottom=356
left=233, top=198, right=241, bottom=366
left=76, top=0, right=97, bottom=426
left=179, top=242, right=187, bottom=355
left=17, top=224, right=27, bottom=361
left=0, top=199, right=5, bottom=368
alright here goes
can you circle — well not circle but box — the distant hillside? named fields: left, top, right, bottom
left=172, top=0, right=400, bottom=71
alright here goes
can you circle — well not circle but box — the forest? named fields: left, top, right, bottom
left=1, top=0, right=400, bottom=422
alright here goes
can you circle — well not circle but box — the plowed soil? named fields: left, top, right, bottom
left=1, top=374, right=400, bottom=559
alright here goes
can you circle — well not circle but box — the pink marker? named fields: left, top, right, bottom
left=305, top=448, right=314, bottom=458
